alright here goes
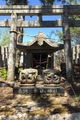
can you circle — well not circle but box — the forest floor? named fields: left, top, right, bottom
left=0, top=77, right=80, bottom=116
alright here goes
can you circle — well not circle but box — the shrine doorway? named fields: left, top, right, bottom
left=32, top=53, right=53, bottom=74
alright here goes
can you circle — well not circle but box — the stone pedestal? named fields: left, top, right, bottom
left=13, top=86, right=64, bottom=95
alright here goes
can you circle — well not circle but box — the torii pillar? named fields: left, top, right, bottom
left=7, top=13, right=17, bottom=81
left=62, top=9, right=73, bottom=83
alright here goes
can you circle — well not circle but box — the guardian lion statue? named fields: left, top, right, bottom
left=19, top=68, right=38, bottom=84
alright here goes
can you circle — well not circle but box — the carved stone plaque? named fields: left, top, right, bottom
left=13, top=86, right=64, bottom=95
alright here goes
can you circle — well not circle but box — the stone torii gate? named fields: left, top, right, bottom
left=0, top=5, right=80, bottom=82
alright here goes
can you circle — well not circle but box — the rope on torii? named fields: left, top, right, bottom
left=10, top=30, right=62, bottom=41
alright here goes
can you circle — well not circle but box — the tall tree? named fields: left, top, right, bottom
left=39, top=0, right=78, bottom=5
left=49, top=0, right=80, bottom=44
left=6, top=0, right=78, bottom=5
left=5, top=0, right=28, bottom=5
left=0, top=29, right=10, bottom=46
left=52, top=15, right=80, bottom=45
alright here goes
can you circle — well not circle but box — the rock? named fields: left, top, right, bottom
left=0, top=81, right=14, bottom=87
left=0, top=113, right=80, bottom=120
left=26, top=101, right=37, bottom=108
left=36, top=84, right=44, bottom=87
left=0, top=87, right=13, bottom=100
left=64, top=92, right=69, bottom=97
left=14, top=82, right=20, bottom=87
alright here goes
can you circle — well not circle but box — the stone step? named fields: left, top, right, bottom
left=19, top=83, right=60, bottom=87
left=13, top=86, right=64, bottom=95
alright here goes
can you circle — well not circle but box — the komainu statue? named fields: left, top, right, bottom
left=42, top=69, right=60, bottom=84
left=19, top=68, right=38, bottom=84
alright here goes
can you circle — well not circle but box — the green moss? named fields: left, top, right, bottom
left=0, top=68, right=7, bottom=78
left=75, top=95, right=80, bottom=103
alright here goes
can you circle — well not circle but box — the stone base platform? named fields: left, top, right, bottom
left=13, top=86, right=64, bottom=95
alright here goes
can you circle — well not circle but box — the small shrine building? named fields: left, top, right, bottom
left=17, top=32, right=64, bottom=74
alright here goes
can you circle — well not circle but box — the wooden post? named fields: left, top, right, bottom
left=23, top=52, right=25, bottom=69
left=76, top=45, right=80, bottom=64
left=7, top=13, right=17, bottom=81
left=26, top=53, right=32, bottom=68
left=52, top=53, right=54, bottom=69
left=54, top=53, right=56, bottom=68
left=0, top=46, right=2, bottom=67
left=4, top=47, right=7, bottom=68
left=72, top=46, right=75, bottom=63
left=62, top=10, right=73, bottom=83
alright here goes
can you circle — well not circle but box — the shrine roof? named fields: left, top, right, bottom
left=17, top=31, right=64, bottom=52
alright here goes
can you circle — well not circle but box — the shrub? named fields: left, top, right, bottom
left=0, top=68, right=7, bottom=78
left=74, top=95, right=80, bottom=104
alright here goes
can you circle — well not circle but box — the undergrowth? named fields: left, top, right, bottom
left=75, top=95, right=80, bottom=104
left=0, top=68, right=7, bottom=78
